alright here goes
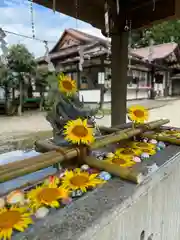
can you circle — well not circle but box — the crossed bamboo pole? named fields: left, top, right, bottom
left=0, top=119, right=169, bottom=184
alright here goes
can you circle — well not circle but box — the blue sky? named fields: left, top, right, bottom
left=0, top=0, right=104, bottom=57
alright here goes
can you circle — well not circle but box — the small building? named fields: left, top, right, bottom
left=37, top=29, right=180, bottom=103
left=132, top=42, right=180, bottom=97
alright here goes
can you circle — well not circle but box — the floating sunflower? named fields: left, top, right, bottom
left=0, top=206, right=32, bottom=240
left=131, top=141, right=156, bottom=149
left=141, top=148, right=156, bottom=156
left=105, top=156, right=135, bottom=168
left=27, top=181, right=69, bottom=210
left=58, top=73, right=77, bottom=96
left=128, top=105, right=149, bottom=123
left=115, top=147, right=142, bottom=158
left=61, top=168, right=104, bottom=192
left=64, top=118, right=94, bottom=145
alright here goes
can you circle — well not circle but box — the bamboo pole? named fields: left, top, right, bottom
left=0, top=119, right=169, bottom=183
left=142, top=132, right=180, bottom=145
left=98, top=120, right=165, bottom=134
left=35, top=139, right=69, bottom=152
left=84, top=156, right=143, bottom=184
left=91, top=128, right=142, bottom=150
left=0, top=148, right=79, bottom=183
left=91, top=119, right=169, bottom=150
left=0, top=151, right=59, bottom=175
left=140, top=119, right=169, bottom=130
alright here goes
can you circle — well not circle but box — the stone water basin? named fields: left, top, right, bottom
left=0, top=150, right=57, bottom=196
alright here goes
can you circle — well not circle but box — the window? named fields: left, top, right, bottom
left=155, top=74, right=163, bottom=84
left=81, top=76, right=88, bottom=84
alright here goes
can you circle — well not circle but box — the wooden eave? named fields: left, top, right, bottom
left=50, top=28, right=109, bottom=54
left=36, top=42, right=102, bottom=63
left=155, top=44, right=180, bottom=68
left=33, top=0, right=180, bottom=30
left=53, top=47, right=168, bottom=71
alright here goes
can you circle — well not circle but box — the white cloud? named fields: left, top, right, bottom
left=0, top=2, right=106, bottom=57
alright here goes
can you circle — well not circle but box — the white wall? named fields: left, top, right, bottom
left=0, top=87, right=5, bottom=99
left=79, top=87, right=150, bottom=104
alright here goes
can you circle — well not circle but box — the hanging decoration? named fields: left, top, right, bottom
left=29, top=0, right=35, bottom=39
left=153, top=0, right=156, bottom=11
left=74, top=0, right=84, bottom=71
left=75, top=0, right=79, bottom=30
left=78, top=46, right=84, bottom=71
left=0, top=28, right=8, bottom=64
left=44, top=40, right=55, bottom=72
left=0, top=39, right=8, bottom=56
left=104, top=0, right=111, bottom=64
left=116, top=0, right=120, bottom=14
left=128, top=20, right=132, bottom=76
left=53, top=0, right=56, bottom=13
left=148, top=38, right=154, bottom=63
left=124, top=19, right=130, bottom=32
left=104, top=1, right=109, bottom=36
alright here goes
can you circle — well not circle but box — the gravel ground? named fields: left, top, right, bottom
left=0, top=98, right=179, bottom=141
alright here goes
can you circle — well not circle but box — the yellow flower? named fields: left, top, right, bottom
left=58, top=73, right=77, bottom=96
left=63, top=118, right=94, bottom=145
left=127, top=105, right=149, bottom=123
left=115, top=147, right=142, bottom=158
left=131, top=141, right=156, bottom=149
left=0, top=206, right=32, bottom=240
left=27, top=181, right=69, bottom=210
left=105, top=156, right=135, bottom=168
left=61, top=168, right=104, bottom=192
left=141, top=148, right=156, bottom=156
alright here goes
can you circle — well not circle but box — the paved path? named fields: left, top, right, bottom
left=0, top=98, right=179, bottom=136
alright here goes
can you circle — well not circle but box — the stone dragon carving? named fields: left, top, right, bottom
left=46, top=80, right=102, bottom=145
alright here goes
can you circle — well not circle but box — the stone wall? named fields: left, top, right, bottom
left=14, top=145, right=180, bottom=240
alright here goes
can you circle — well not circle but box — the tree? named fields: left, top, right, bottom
left=35, top=65, right=49, bottom=111
left=7, top=44, right=36, bottom=73
left=0, top=62, right=17, bottom=114
left=0, top=62, right=9, bottom=107
left=131, top=20, right=180, bottom=48
left=6, top=44, right=37, bottom=115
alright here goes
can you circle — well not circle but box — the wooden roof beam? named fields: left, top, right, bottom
left=33, top=0, right=105, bottom=29
left=129, top=0, right=180, bottom=29
left=33, top=0, right=180, bottom=31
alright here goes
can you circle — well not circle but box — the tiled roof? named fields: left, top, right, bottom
left=50, top=28, right=109, bottom=53
left=132, top=42, right=178, bottom=60
left=67, top=28, right=108, bottom=44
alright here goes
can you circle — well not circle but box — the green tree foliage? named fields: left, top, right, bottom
left=35, top=65, right=49, bottom=90
left=0, top=62, right=8, bottom=86
left=0, top=62, right=15, bottom=113
left=7, top=44, right=36, bottom=73
left=1, top=44, right=37, bottom=115
left=132, top=20, right=180, bottom=48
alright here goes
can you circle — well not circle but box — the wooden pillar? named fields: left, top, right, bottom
left=76, top=63, right=81, bottom=89
left=111, top=31, right=129, bottom=126
left=164, top=70, right=169, bottom=97
left=150, top=66, right=155, bottom=99
left=99, top=55, right=105, bottom=109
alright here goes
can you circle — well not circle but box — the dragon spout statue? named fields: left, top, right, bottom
left=45, top=74, right=102, bottom=145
